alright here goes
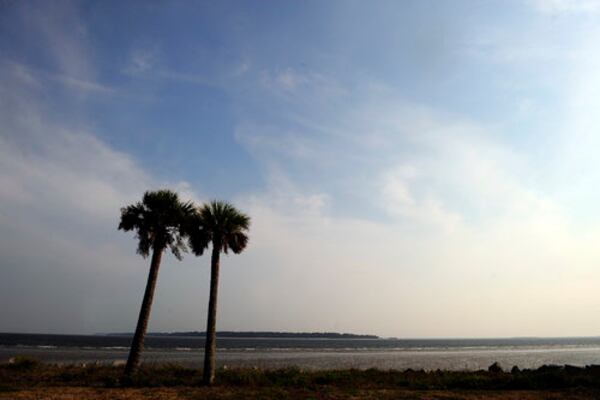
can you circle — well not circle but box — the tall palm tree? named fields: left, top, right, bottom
left=187, top=200, right=250, bottom=385
left=118, top=190, right=194, bottom=376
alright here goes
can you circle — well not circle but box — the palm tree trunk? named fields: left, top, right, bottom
left=203, top=244, right=221, bottom=385
left=124, top=245, right=163, bottom=376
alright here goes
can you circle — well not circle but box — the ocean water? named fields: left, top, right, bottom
left=2, top=333, right=600, bottom=371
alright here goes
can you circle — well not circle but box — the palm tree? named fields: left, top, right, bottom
left=187, top=200, right=250, bottom=385
left=118, top=189, right=194, bottom=376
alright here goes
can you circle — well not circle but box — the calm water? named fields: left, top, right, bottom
left=3, top=333, right=600, bottom=371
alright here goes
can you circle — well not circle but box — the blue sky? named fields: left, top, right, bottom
left=2, top=0, right=600, bottom=337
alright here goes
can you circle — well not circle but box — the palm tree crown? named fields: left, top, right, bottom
left=187, top=200, right=250, bottom=255
left=119, top=190, right=194, bottom=259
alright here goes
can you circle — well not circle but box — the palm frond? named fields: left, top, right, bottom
left=118, top=189, right=194, bottom=259
left=188, top=200, right=250, bottom=255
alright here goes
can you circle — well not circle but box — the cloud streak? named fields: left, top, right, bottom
left=228, top=63, right=600, bottom=336
left=529, top=0, right=600, bottom=15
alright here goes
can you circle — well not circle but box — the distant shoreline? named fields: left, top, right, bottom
left=103, top=331, right=380, bottom=339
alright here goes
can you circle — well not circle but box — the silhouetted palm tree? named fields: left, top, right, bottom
left=118, top=190, right=194, bottom=376
left=187, top=200, right=250, bottom=385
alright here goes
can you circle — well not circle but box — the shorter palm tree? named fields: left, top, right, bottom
left=119, top=190, right=194, bottom=376
left=187, top=200, right=250, bottom=385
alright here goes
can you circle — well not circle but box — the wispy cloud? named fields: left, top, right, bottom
left=262, top=68, right=309, bottom=91
left=227, top=68, right=600, bottom=336
left=0, top=67, right=202, bottom=332
left=3, top=1, right=116, bottom=96
left=17, top=1, right=97, bottom=83
left=123, top=46, right=246, bottom=87
left=259, top=68, right=342, bottom=97
left=234, top=163, right=598, bottom=336
left=127, top=48, right=160, bottom=74
left=529, top=0, right=600, bottom=15
left=52, top=73, right=116, bottom=94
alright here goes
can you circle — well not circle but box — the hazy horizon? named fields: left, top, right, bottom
left=7, top=330, right=600, bottom=341
left=3, top=0, right=600, bottom=338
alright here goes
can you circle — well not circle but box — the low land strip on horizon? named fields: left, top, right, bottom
left=103, top=331, right=379, bottom=339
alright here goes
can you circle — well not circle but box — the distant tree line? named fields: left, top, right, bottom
left=143, top=331, right=379, bottom=339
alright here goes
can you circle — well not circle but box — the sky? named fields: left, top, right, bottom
left=2, top=0, right=600, bottom=338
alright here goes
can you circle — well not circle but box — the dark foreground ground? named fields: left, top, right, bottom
left=4, top=357, right=600, bottom=399
left=5, top=387, right=600, bottom=399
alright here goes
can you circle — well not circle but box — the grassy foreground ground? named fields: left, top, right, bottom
left=4, top=387, right=600, bottom=400
left=4, top=357, right=600, bottom=399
